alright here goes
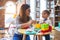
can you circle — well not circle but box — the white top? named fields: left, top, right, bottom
left=39, top=18, right=52, bottom=26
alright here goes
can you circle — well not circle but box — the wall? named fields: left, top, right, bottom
left=40, top=0, right=46, bottom=19
left=0, top=9, right=5, bottom=28
left=30, top=0, right=36, bottom=20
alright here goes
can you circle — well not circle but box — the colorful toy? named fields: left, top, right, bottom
left=41, top=23, right=49, bottom=31
left=34, top=23, right=41, bottom=29
left=41, top=23, right=52, bottom=33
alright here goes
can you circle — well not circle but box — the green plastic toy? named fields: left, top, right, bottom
left=41, top=23, right=49, bottom=30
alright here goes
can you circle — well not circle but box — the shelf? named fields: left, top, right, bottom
left=55, top=0, right=60, bottom=27
left=47, top=0, right=53, bottom=1
left=55, top=10, right=60, bottom=11
left=55, top=5, right=60, bottom=7
left=55, top=21, right=60, bottom=23
left=55, top=15, right=60, bottom=17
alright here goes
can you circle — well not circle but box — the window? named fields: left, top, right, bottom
left=5, top=1, right=16, bottom=28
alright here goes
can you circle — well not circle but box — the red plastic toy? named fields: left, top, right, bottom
left=41, top=26, right=52, bottom=33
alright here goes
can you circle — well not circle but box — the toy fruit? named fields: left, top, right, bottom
left=35, top=24, right=41, bottom=29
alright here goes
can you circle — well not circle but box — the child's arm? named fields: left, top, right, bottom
left=48, top=20, right=52, bottom=26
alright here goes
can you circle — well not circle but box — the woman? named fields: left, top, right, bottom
left=13, top=4, right=35, bottom=40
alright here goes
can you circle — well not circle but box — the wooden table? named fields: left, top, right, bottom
left=18, top=29, right=51, bottom=40
left=54, top=27, right=60, bottom=40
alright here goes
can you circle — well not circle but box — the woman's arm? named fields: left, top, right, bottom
left=18, top=22, right=30, bottom=29
left=16, top=20, right=36, bottom=28
left=15, top=16, right=36, bottom=28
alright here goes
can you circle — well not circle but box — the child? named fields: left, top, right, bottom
left=40, top=10, right=52, bottom=40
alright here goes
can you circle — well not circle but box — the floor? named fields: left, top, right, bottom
left=0, top=35, right=54, bottom=40
left=0, top=30, right=54, bottom=40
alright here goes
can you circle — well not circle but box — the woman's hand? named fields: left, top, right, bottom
left=28, top=20, right=36, bottom=25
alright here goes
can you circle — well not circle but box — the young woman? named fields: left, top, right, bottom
left=13, top=4, right=35, bottom=40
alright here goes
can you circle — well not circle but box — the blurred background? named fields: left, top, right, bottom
left=0, top=0, right=60, bottom=40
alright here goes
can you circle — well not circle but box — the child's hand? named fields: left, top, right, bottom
left=32, top=20, right=36, bottom=24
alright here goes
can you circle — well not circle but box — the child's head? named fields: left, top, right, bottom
left=42, top=10, right=50, bottom=18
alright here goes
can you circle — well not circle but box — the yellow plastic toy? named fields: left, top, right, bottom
left=41, top=28, right=49, bottom=30
left=34, top=23, right=41, bottom=29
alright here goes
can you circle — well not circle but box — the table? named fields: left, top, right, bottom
left=54, top=27, right=60, bottom=40
left=18, top=29, right=51, bottom=40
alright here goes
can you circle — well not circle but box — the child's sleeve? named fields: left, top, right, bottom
left=48, top=20, right=52, bottom=26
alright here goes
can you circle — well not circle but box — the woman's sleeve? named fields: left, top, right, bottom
left=15, top=17, right=32, bottom=28
left=14, top=16, right=22, bottom=28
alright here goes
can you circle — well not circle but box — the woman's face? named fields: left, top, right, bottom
left=25, top=8, right=30, bottom=17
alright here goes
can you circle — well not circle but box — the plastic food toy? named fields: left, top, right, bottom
left=34, top=23, right=41, bottom=29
